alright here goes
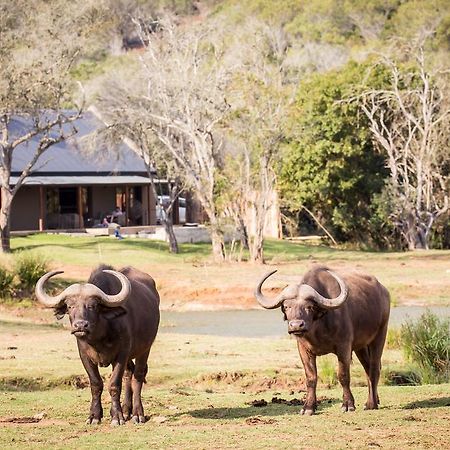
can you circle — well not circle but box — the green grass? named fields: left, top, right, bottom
left=11, top=233, right=450, bottom=268
left=0, top=315, right=449, bottom=449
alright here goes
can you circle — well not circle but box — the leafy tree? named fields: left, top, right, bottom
left=280, top=62, right=389, bottom=244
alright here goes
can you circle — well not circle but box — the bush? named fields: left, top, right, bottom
left=0, top=265, right=15, bottom=298
left=384, top=369, right=422, bottom=386
left=318, top=356, right=338, bottom=387
left=401, top=311, right=450, bottom=383
left=15, top=253, right=49, bottom=295
left=386, top=327, right=402, bottom=349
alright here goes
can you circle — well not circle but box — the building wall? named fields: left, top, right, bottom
left=90, top=186, right=117, bottom=222
left=9, top=184, right=177, bottom=231
left=11, top=187, right=41, bottom=231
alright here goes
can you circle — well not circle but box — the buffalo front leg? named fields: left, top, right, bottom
left=109, top=352, right=128, bottom=426
left=131, top=350, right=150, bottom=424
left=297, top=342, right=317, bottom=415
left=122, top=360, right=135, bottom=421
left=78, top=350, right=103, bottom=424
left=337, top=349, right=355, bottom=412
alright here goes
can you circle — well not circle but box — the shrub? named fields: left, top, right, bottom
left=15, top=253, right=49, bottom=295
left=0, top=265, right=15, bottom=298
left=384, top=369, right=422, bottom=386
left=318, top=356, right=338, bottom=387
left=386, top=327, right=402, bottom=349
left=401, top=311, right=450, bottom=383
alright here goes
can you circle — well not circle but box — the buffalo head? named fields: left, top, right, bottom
left=35, top=270, right=131, bottom=338
left=254, top=269, right=348, bottom=335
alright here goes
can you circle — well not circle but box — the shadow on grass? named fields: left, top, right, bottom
left=0, top=374, right=95, bottom=392
left=184, top=398, right=339, bottom=420
left=0, top=378, right=51, bottom=392
left=403, top=397, right=450, bottom=409
left=0, top=319, right=62, bottom=331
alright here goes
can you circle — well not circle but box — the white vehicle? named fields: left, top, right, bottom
left=156, top=196, right=186, bottom=224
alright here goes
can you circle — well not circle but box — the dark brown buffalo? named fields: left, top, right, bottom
left=35, top=265, right=160, bottom=426
left=255, top=266, right=390, bottom=415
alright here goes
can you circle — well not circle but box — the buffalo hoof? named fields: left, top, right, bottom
left=86, top=417, right=101, bottom=425
left=341, top=405, right=356, bottom=413
left=300, top=408, right=314, bottom=416
left=111, top=418, right=125, bottom=426
left=364, top=404, right=378, bottom=410
left=131, top=415, right=146, bottom=424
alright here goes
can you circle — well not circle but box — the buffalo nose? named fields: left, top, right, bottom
left=73, top=320, right=89, bottom=330
left=288, top=320, right=306, bottom=333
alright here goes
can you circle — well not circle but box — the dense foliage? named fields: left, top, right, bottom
left=279, top=62, right=390, bottom=244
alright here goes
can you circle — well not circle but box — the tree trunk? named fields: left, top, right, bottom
left=209, top=218, right=225, bottom=262
left=163, top=216, right=179, bottom=253
left=403, top=212, right=429, bottom=250
left=249, top=214, right=265, bottom=264
left=0, top=187, right=13, bottom=253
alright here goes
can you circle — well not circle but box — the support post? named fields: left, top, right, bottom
left=77, top=186, right=83, bottom=228
left=125, top=186, right=130, bottom=226
left=39, top=186, right=45, bottom=231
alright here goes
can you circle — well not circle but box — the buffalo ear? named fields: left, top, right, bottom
left=281, top=304, right=287, bottom=321
left=54, top=303, right=68, bottom=320
left=101, top=306, right=127, bottom=321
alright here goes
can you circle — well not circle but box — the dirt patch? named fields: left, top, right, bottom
left=187, top=371, right=306, bottom=392
left=247, top=397, right=304, bottom=407
left=160, top=286, right=261, bottom=311
left=0, top=416, right=41, bottom=424
left=245, top=416, right=277, bottom=425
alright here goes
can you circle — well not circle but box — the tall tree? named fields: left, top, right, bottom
left=125, top=16, right=231, bottom=261
left=358, top=46, right=449, bottom=249
left=225, top=21, right=289, bottom=263
left=0, top=1, right=105, bottom=252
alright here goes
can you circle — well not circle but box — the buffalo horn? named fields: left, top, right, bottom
left=35, top=270, right=66, bottom=307
left=299, top=270, right=348, bottom=309
left=35, top=270, right=131, bottom=308
left=97, top=270, right=131, bottom=307
left=254, top=270, right=298, bottom=309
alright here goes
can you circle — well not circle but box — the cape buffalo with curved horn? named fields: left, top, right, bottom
left=255, top=266, right=390, bottom=415
left=35, top=265, right=160, bottom=426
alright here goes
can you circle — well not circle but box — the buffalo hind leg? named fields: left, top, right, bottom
left=297, top=342, right=317, bottom=415
left=355, top=347, right=378, bottom=410
left=365, top=324, right=388, bottom=410
left=131, top=349, right=150, bottom=424
left=337, top=348, right=355, bottom=412
left=122, top=360, right=135, bottom=421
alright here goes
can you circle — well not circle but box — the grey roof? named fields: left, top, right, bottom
left=10, top=111, right=148, bottom=175
left=10, top=175, right=155, bottom=186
